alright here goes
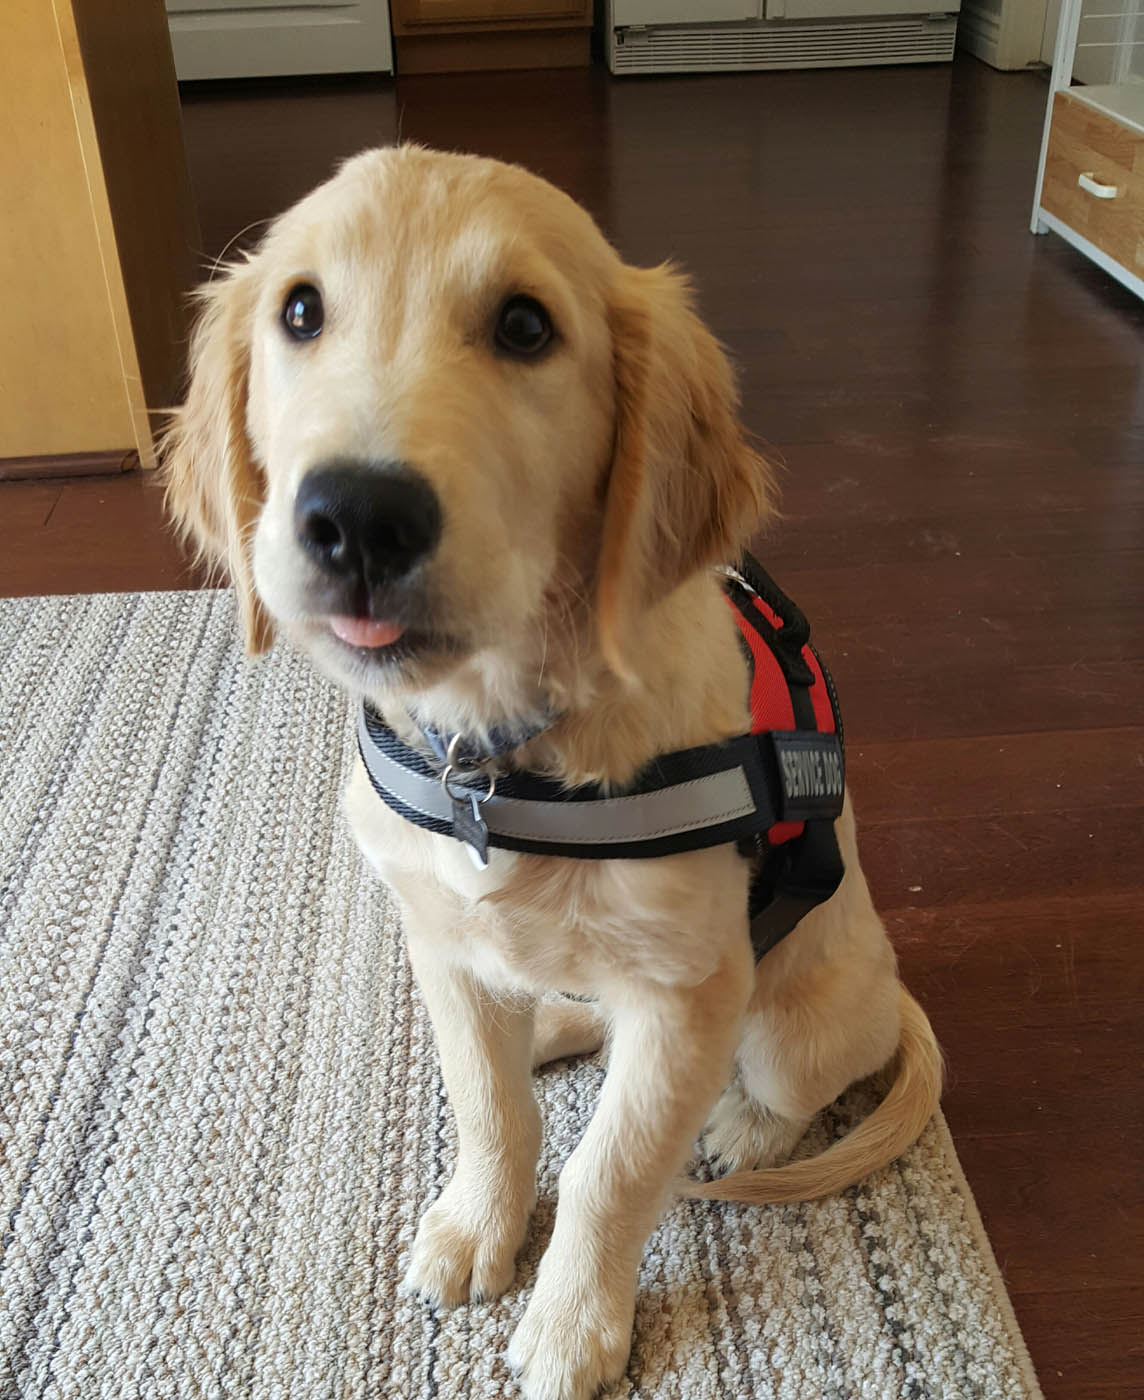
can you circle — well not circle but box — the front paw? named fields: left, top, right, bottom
left=506, top=1261, right=635, bottom=1400
left=404, top=1176, right=532, bottom=1308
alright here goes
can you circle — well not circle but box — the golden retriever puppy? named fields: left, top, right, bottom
left=163, top=146, right=941, bottom=1400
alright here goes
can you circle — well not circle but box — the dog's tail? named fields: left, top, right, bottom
left=681, top=984, right=942, bottom=1206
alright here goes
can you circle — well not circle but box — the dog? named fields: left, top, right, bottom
left=163, top=145, right=942, bottom=1400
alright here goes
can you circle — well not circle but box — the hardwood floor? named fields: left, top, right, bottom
left=4, top=54, right=1142, bottom=1399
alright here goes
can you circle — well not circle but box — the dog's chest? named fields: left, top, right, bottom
left=343, top=756, right=749, bottom=994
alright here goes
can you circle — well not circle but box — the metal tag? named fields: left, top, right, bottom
left=451, top=791, right=490, bottom=871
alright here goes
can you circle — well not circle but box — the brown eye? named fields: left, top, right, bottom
left=283, top=283, right=323, bottom=340
left=495, top=296, right=552, bottom=356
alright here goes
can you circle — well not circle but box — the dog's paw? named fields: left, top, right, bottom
left=506, top=1265, right=634, bottom=1400
left=404, top=1177, right=531, bottom=1309
left=702, top=1080, right=808, bottom=1173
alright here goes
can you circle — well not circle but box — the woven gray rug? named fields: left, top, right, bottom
left=0, top=590, right=1042, bottom=1400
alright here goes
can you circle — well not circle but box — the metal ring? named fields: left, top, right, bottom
left=442, top=764, right=496, bottom=805
left=444, top=733, right=467, bottom=768
left=444, top=732, right=489, bottom=773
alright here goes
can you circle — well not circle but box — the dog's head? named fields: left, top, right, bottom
left=164, top=146, right=773, bottom=712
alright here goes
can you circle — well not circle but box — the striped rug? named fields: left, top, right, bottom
left=0, top=589, right=1041, bottom=1400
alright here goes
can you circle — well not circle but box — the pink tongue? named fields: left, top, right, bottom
left=329, top=616, right=406, bottom=649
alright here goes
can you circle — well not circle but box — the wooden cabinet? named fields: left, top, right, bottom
left=1040, top=91, right=1144, bottom=288
left=391, top=0, right=593, bottom=72
left=395, top=0, right=589, bottom=21
left=1031, top=0, right=1144, bottom=300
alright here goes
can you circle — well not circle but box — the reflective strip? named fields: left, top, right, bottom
left=357, top=706, right=757, bottom=847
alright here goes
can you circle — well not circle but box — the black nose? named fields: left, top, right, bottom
left=294, top=462, right=441, bottom=594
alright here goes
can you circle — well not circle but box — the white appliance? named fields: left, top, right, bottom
left=605, top=0, right=961, bottom=73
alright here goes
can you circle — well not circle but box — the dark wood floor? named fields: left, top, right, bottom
left=5, top=54, right=1142, bottom=1399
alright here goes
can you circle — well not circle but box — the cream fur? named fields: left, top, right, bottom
left=162, top=145, right=942, bottom=1400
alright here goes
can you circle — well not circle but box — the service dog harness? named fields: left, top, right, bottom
left=357, top=554, right=846, bottom=961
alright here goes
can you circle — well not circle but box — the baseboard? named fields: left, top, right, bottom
left=0, top=449, right=139, bottom=482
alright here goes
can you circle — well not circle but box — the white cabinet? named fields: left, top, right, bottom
left=769, top=0, right=943, bottom=17
left=957, top=0, right=1048, bottom=70
left=166, top=0, right=393, bottom=80
left=612, top=0, right=758, bottom=18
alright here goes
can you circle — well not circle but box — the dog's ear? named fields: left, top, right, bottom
left=161, top=263, right=273, bottom=654
left=597, top=263, right=776, bottom=676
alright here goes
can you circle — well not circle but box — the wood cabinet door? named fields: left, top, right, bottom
left=395, top=0, right=589, bottom=25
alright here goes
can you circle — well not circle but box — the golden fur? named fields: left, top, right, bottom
left=163, top=146, right=942, bottom=1400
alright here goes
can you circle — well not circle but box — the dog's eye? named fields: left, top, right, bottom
left=283, top=283, right=324, bottom=340
left=495, top=296, right=552, bottom=357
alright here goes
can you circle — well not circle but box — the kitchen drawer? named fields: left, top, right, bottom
left=1041, top=90, right=1144, bottom=280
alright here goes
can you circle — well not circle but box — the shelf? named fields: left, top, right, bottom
left=1068, top=80, right=1144, bottom=136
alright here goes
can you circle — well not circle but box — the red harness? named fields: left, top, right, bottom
left=724, top=556, right=846, bottom=959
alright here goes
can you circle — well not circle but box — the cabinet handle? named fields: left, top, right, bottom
left=1078, top=171, right=1118, bottom=200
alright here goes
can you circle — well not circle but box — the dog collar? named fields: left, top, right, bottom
left=408, top=708, right=560, bottom=771
left=356, top=554, right=847, bottom=961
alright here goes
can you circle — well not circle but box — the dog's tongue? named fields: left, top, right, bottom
left=329, top=616, right=406, bottom=649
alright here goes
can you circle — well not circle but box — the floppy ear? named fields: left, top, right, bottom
left=161, top=263, right=274, bottom=654
left=597, top=262, right=776, bottom=676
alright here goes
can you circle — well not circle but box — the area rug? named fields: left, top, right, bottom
left=0, top=590, right=1042, bottom=1400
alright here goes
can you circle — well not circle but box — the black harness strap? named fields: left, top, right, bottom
left=747, top=818, right=847, bottom=960
left=725, top=557, right=847, bottom=961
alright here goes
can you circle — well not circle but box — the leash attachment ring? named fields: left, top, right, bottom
left=441, top=738, right=496, bottom=871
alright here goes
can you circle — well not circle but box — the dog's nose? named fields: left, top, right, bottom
left=294, top=462, right=441, bottom=589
